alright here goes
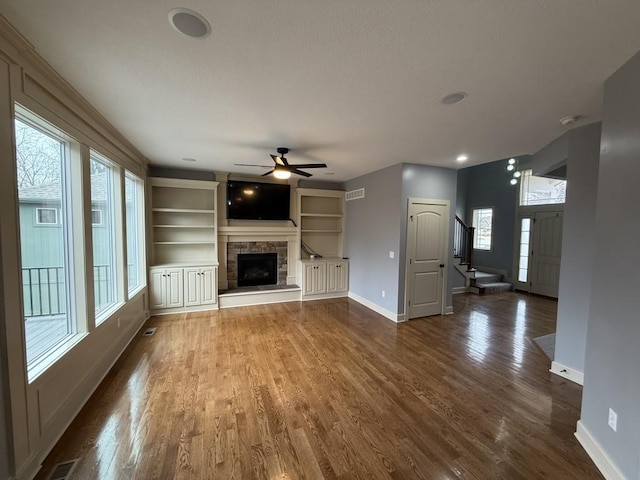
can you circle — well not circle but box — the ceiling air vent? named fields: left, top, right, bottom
left=346, top=188, right=365, bottom=201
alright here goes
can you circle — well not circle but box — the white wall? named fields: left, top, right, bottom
left=0, top=19, right=148, bottom=480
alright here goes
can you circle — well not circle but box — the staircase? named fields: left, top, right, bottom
left=453, top=216, right=512, bottom=295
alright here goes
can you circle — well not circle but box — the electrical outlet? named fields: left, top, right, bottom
left=381, top=290, right=386, bottom=298
left=608, top=408, right=617, bottom=431
left=389, top=250, right=395, bottom=259
left=117, top=317, right=121, bottom=328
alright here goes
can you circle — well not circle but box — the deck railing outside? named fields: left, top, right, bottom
left=22, top=265, right=122, bottom=318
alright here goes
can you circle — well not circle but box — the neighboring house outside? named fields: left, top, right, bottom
left=18, top=175, right=131, bottom=317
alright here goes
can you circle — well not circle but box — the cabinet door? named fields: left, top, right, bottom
left=326, top=262, right=339, bottom=293
left=149, top=269, right=166, bottom=309
left=303, top=263, right=317, bottom=296
left=200, top=266, right=217, bottom=305
left=314, top=263, right=327, bottom=294
left=183, top=267, right=201, bottom=307
left=166, top=268, right=184, bottom=308
left=336, top=262, right=349, bottom=292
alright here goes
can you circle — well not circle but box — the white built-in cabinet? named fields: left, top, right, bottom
left=299, top=259, right=348, bottom=298
left=149, top=268, right=184, bottom=309
left=184, top=266, right=217, bottom=307
left=297, top=188, right=349, bottom=300
left=149, top=178, right=219, bottom=313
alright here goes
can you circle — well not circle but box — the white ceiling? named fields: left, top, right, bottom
left=2, top=1, right=640, bottom=182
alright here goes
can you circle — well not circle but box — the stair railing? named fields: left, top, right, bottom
left=454, top=216, right=475, bottom=271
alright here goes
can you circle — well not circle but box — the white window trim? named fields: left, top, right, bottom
left=35, top=207, right=58, bottom=225
left=125, top=171, right=146, bottom=297
left=472, top=207, right=494, bottom=251
left=91, top=208, right=103, bottom=226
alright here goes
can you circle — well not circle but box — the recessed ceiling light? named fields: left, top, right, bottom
left=456, top=155, right=468, bottom=162
left=441, top=92, right=468, bottom=105
left=169, top=8, right=211, bottom=39
left=182, top=157, right=197, bottom=162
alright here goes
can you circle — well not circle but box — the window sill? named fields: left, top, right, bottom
left=95, top=301, right=126, bottom=327
left=127, top=284, right=146, bottom=300
left=28, top=332, right=89, bottom=383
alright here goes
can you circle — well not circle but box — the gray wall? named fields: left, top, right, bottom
left=554, top=123, right=600, bottom=375
left=0, top=226, right=12, bottom=480
left=399, top=163, right=458, bottom=312
left=344, top=164, right=403, bottom=314
left=532, top=132, right=568, bottom=176
left=457, top=156, right=531, bottom=280
left=580, top=51, right=640, bottom=479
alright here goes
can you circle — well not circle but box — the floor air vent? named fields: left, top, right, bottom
left=47, top=459, right=79, bottom=480
left=143, top=327, right=158, bottom=336
left=346, top=188, right=365, bottom=201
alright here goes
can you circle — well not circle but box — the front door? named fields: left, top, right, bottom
left=530, top=211, right=563, bottom=297
left=406, top=199, right=448, bottom=319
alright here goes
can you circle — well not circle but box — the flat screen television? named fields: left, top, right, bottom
left=227, top=180, right=291, bottom=220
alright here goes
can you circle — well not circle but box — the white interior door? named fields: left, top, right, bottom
left=530, top=211, right=563, bottom=297
left=406, top=200, right=448, bottom=319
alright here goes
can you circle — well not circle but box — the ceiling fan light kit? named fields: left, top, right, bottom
left=236, top=147, right=328, bottom=178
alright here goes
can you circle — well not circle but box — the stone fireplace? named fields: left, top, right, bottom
left=227, top=241, right=287, bottom=289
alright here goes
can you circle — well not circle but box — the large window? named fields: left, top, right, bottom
left=125, top=172, right=144, bottom=294
left=90, top=153, right=118, bottom=320
left=15, top=118, right=75, bottom=365
left=472, top=208, right=493, bottom=251
left=519, top=169, right=566, bottom=206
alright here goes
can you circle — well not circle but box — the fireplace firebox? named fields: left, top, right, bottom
left=237, top=253, right=278, bottom=287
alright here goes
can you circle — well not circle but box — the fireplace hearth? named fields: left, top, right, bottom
left=237, top=253, right=278, bottom=287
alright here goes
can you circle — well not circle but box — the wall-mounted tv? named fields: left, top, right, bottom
left=227, top=180, right=291, bottom=220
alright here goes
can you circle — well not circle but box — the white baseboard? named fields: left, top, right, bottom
left=550, top=361, right=584, bottom=385
left=575, top=421, right=626, bottom=480
left=444, top=306, right=454, bottom=315
left=348, top=291, right=404, bottom=323
left=452, top=286, right=468, bottom=295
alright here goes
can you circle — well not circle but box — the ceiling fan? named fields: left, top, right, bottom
left=235, top=147, right=327, bottom=178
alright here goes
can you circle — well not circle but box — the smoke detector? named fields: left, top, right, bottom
left=560, top=115, right=583, bottom=126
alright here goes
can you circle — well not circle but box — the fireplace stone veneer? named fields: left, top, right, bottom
left=227, top=241, right=287, bottom=289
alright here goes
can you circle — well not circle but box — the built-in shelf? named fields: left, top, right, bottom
left=153, top=225, right=214, bottom=229
left=300, top=213, right=343, bottom=218
left=154, top=241, right=216, bottom=245
left=152, top=208, right=215, bottom=214
left=151, top=178, right=218, bottom=267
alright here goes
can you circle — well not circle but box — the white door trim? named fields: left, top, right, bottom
left=404, top=198, right=450, bottom=319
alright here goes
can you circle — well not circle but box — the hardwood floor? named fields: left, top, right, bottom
left=35, top=293, right=603, bottom=479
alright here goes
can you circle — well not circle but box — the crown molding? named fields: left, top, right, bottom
left=0, top=14, right=149, bottom=166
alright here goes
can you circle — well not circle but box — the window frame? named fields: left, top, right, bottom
left=472, top=207, right=494, bottom=251
left=89, top=151, right=124, bottom=324
left=91, top=208, right=103, bottom=226
left=519, top=169, right=567, bottom=206
left=124, top=171, right=146, bottom=297
left=15, top=107, right=88, bottom=381
left=35, top=207, right=58, bottom=225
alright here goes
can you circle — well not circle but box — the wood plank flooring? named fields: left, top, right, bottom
left=35, top=293, right=603, bottom=479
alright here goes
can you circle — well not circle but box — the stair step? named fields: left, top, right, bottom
left=471, top=271, right=503, bottom=285
left=473, top=282, right=512, bottom=295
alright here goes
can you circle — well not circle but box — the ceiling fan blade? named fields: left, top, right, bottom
left=291, top=169, right=313, bottom=178
left=235, top=163, right=271, bottom=168
left=270, top=155, right=286, bottom=166
left=261, top=169, right=275, bottom=176
left=288, top=163, right=327, bottom=169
